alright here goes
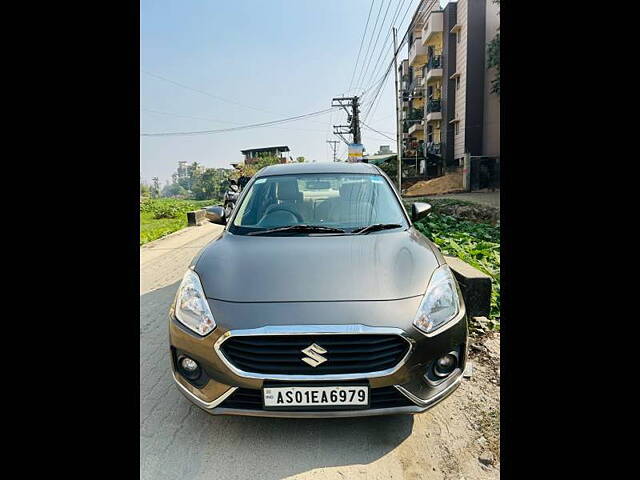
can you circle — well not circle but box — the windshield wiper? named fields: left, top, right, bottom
left=247, top=225, right=347, bottom=236
left=352, top=223, right=403, bottom=235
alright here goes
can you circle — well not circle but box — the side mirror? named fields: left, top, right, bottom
left=206, top=206, right=226, bottom=225
left=229, top=184, right=239, bottom=192
left=411, top=202, right=432, bottom=222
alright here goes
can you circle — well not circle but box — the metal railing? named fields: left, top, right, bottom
left=407, top=108, right=424, bottom=121
left=426, top=99, right=441, bottom=113
left=426, top=55, right=442, bottom=71
left=426, top=142, right=441, bottom=155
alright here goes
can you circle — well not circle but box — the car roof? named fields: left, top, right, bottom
left=256, top=162, right=381, bottom=177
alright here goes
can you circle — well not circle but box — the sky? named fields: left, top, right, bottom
left=140, top=0, right=447, bottom=185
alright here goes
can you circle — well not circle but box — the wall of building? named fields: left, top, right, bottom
left=483, top=0, right=500, bottom=157
left=463, top=0, right=487, bottom=157
left=453, top=0, right=468, bottom=160
left=441, top=2, right=457, bottom=166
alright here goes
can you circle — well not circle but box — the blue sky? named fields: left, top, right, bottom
left=140, top=0, right=446, bottom=184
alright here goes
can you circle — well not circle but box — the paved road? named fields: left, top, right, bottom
left=140, top=223, right=500, bottom=480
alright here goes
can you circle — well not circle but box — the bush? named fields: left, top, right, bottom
left=139, top=198, right=218, bottom=245
left=412, top=202, right=500, bottom=323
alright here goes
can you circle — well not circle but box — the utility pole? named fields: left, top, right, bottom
left=331, top=96, right=361, bottom=146
left=352, top=97, right=361, bottom=145
left=393, top=27, right=402, bottom=193
left=326, top=140, right=339, bottom=162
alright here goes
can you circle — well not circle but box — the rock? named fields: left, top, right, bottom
left=478, top=451, right=495, bottom=466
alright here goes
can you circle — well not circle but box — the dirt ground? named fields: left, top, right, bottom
left=404, top=172, right=464, bottom=197
left=140, top=224, right=501, bottom=480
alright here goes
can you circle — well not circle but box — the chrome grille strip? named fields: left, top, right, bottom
left=213, top=324, right=415, bottom=381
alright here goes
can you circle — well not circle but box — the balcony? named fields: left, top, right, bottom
left=426, top=142, right=441, bottom=156
left=409, top=38, right=427, bottom=67
left=408, top=120, right=424, bottom=136
left=422, top=11, right=443, bottom=45
left=425, top=55, right=443, bottom=83
left=426, top=99, right=442, bottom=122
left=399, top=59, right=409, bottom=81
left=407, top=108, right=423, bottom=122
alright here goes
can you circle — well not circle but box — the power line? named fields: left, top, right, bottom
left=362, top=57, right=395, bottom=121
left=359, top=0, right=416, bottom=97
left=347, top=0, right=376, bottom=93
left=362, top=121, right=397, bottom=142
left=141, top=108, right=335, bottom=137
left=354, top=0, right=385, bottom=93
left=364, top=0, right=412, bottom=91
left=140, top=107, right=335, bottom=134
left=141, top=69, right=331, bottom=127
left=357, top=0, right=397, bottom=92
left=361, top=0, right=428, bottom=122
left=141, top=70, right=278, bottom=116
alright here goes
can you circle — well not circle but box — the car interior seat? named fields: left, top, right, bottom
left=261, top=179, right=313, bottom=223
left=319, top=182, right=376, bottom=225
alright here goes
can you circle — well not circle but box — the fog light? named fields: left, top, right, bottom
left=178, top=356, right=201, bottom=380
left=181, top=357, right=198, bottom=372
left=434, top=353, right=457, bottom=378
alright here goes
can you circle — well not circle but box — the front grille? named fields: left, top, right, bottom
left=219, top=334, right=411, bottom=375
left=218, top=386, right=415, bottom=411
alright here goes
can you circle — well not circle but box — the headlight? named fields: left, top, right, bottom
left=413, top=265, right=461, bottom=334
left=174, top=269, right=216, bottom=336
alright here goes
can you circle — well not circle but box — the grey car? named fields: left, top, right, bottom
left=169, top=162, right=467, bottom=418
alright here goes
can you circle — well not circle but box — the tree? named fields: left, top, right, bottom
left=192, top=167, right=233, bottom=200
left=487, top=0, right=500, bottom=96
left=161, top=183, right=188, bottom=198
left=151, top=177, right=160, bottom=198
left=232, top=155, right=282, bottom=179
left=140, top=182, right=151, bottom=197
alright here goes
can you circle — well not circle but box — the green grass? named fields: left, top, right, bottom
left=409, top=199, right=501, bottom=325
left=140, top=198, right=218, bottom=245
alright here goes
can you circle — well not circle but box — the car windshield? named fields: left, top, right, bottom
left=229, top=173, right=408, bottom=235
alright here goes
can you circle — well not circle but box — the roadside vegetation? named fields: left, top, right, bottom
left=406, top=198, right=501, bottom=328
left=140, top=155, right=287, bottom=245
left=140, top=198, right=215, bottom=245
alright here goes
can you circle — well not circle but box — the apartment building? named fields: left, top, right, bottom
left=401, top=0, right=500, bottom=175
left=176, top=160, right=205, bottom=179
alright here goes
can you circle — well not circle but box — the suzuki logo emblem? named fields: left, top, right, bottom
left=301, top=343, right=328, bottom=367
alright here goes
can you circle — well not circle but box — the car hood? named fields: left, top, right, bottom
left=195, top=228, right=440, bottom=302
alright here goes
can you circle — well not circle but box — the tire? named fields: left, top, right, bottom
left=224, top=202, right=233, bottom=218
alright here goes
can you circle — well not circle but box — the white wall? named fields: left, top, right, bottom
left=453, top=0, right=468, bottom=160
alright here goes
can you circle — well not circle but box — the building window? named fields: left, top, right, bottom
left=455, top=122, right=460, bottom=135
left=456, top=76, right=460, bottom=90
left=457, top=32, right=460, bottom=44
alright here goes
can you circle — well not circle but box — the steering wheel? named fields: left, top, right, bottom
left=261, top=205, right=304, bottom=224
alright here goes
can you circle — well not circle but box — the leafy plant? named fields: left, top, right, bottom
left=487, top=0, right=500, bottom=96
left=487, top=32, right=500, bottom=96
left=140, top=198, right=218, bottom=245
left=412, top=202, right=500, bottom=323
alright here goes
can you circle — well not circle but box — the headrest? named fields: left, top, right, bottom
left=276, top=180, right=300, bottom=201
left=339, top=182, right=372, bottom=202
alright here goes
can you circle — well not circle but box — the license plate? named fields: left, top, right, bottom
left=263, top=385, right=369, bottom=408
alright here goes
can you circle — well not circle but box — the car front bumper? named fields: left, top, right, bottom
left=172, top=369, right=463, bottom=418
left=169, top=296, right=468, bottom=418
